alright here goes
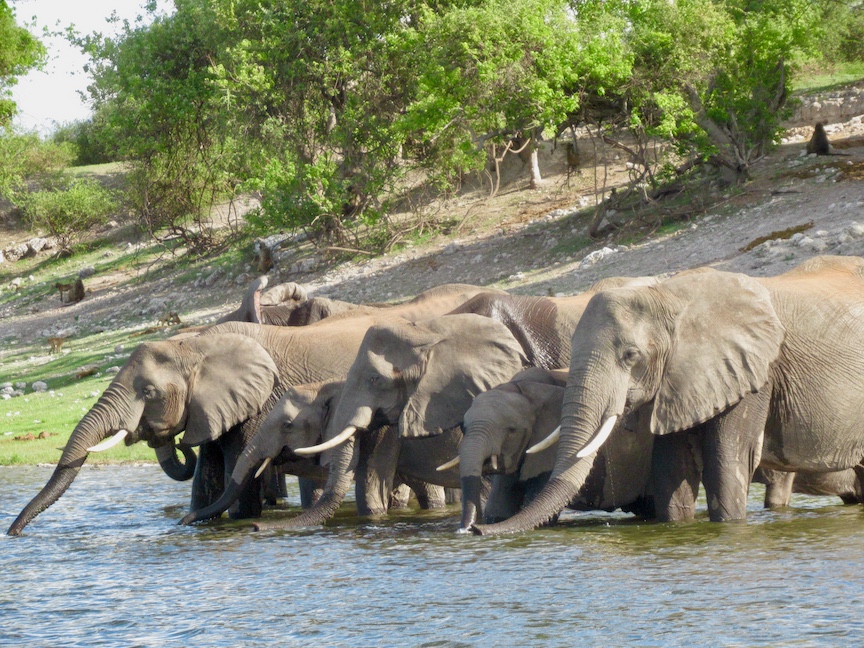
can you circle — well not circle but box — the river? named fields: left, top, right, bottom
left=1, top=465, right=862, bottom=646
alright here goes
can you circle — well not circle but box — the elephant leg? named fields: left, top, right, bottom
left=445, top=488, right=461, bottom=505
left=298, top=477, right=324, bottom=508
left=190, top=441, right=225, bottom=513
left=853, top=464, right=864, bottom=505
left=762, top=470, right=794, bottom=508
left=389, top=479, right=412, bottom=509
left=484, top=473, right=526, bottom=523
left=221, top=430, right=263, bottom=520
left=260, top=464, right=288, bottom=505
left=651, top=430, right=701, bottom=522
left=397, top=476, right=447, bottom=509
left=700, top=390, right=770, bottom=522
left=355, top=426, right=400, bottom=516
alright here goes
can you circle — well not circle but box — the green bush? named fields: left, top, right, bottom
left=20, top=177, right=118, bottom=252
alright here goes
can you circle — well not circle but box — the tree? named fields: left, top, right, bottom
left=0, top=0, right=46, bottom=126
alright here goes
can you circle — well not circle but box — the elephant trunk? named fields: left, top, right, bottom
left=472, top=369, right=619, bottom=536
left=7, top=383, right=139, bottom=536
left=253, top=439, right=357, bottom=531
left=457, top=429, right=496, bottom=529
left=155, top=440, right=197, bottom=481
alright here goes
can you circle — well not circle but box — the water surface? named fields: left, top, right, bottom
left=2, top=465, right=862, bottom=646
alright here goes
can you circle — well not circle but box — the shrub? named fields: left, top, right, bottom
left=20, top=177, right=118, bottom=253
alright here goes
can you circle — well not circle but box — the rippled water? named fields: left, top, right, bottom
left=2, top=465, right=863, bottom=647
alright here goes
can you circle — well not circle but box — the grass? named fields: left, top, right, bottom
left=793, top=61, right=864, bottom=93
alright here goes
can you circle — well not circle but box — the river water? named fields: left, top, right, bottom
left=1, top=465, right=862, bottom=647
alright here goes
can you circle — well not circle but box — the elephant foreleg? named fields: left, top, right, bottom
left=397, top=476, right=447, bottom=509
left=651, top=430, right=701, bottom=522
left=190, top=441, right=225, bottom=513
left=355, top=426, right=400, bottom=516
left=260, top=464, right=288, bottom=505
left=700, top=390, right=770, bottom=522
left=221, top=430, right=263, bottom=520
left=298, top=477, right=324, bottom=508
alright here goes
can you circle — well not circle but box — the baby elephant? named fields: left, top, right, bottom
left=451, top=367, right=655, bottom=530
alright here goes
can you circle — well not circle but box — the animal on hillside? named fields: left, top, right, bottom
left=806, top=122, right=849, bottom=156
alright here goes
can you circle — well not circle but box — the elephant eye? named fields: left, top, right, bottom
left=368, top=375, right=378, bottom=386
left=622, top=347, right=642, bottom=365
left=142, top=386, right=159, bottom=401
left=282, top=420, right=293, bottom=431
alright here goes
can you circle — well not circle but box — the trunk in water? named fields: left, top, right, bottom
left=253, top=439, right=357, bottom=531
left=460, top=476, right=484, bottom=529
left=457, top=430, right=494, bottom=529
left=7, top=384, right=138, bottom=536
left=155, top=441, right=197, bottom=481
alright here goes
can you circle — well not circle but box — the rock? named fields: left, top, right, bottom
left=105, top=366, right=121, bottom=375
left=25, top=237, right=49, bottom=257
left=4, top=243, right=29, bottom=261
left=78, top=266, right=96, bottom=279
left=0, top=250, right=4, bottom=264
left=204, top=269, right=223, bottom=287
left=114, top=345, right=125, bottom=354
left=580, top=246, right=617, bottom=269
left=15, top=382, right=25, bottom=390
left=31, top=381, right=48, bottom=392
left=846, top=222, right=864, bottom=239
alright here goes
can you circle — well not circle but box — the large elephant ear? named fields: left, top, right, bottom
left=651, top=271, right=784, bottom=436
left=399, top=314, right=527, bottom=438
left=182, top=334, right=279, bottom=446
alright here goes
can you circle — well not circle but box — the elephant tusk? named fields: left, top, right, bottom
left=576, top=415, right=618, bottom=458
left=87, top=429, right=129, bottom=452
left=254, top=456, right=272, bottom=479
left=294, top=426, right=357, bottom=456
left=490, top=455, right=498, bottom=471
left=436, top=456, right=460, bottom=472
left=526, top=426, right=560, bottom=454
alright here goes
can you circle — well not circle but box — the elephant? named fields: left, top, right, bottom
left=247, top=313, right=529, bottom=530
left=179, top=379, right=461, bottom=525
left=448, top=276, right=659, bottom=369
left=220, top=278, right=508, bottom=328
left=450, top=367, right=654, bottom=530
left=753, top=465, right=864, bottom=507
left=473, top=255, right=864, bottom=535
left=8, top=283, right=494, bottom=536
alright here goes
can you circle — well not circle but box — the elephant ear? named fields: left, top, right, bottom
left=399, top=314, right=527, bottom=438
left=515, top=381, right=564, bottom=482
left=651, top=271, right=784, bottom=436
left=182, top=334, right=279, bottom=446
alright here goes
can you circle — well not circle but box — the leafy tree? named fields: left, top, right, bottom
left=0, top=0, right=46, bottom=126
left=0, top=129, right=75, bottom=201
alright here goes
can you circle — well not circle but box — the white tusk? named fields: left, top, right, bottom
left=254, top=456, right=272, bottom=479
left=576, top=415, right=618, bottom=458
left=294, top=426, right=357, bottom=456
left=526, top=426, right=560, bottom=454
left=87, top=429, right=129, bottom=452
left=490, top=455, right=498, bottom=471
left=436, top=456, right=460, bottom=472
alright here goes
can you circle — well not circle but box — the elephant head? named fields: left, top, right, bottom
left=178, top=380, right=340, bottom=525
left=255, top=313, right=528, bottom=530
left=7, top=333, right=278, bottom=536
left=216, top=277, right=312, bottom=326
left=473, top=270, right=785, bottom=535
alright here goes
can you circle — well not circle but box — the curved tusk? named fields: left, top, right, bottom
left=526, top=425, right=560, bottom=455
left=490, top=455, right=498, bottom=471
left=254, top=456, right=272, bottom=479
left=87, top=429, right=129, bottom=452
left=294, top=426, right=357, bottom=456
left=576, top=415, right=618, bottom=458
left=436, top=456, right=460, bottom=472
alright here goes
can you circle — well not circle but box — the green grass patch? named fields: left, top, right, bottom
left=793, top=62, right=864, bottom=93
left=551, top=235, right=592, bottom=257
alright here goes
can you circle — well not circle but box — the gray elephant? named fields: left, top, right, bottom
left=474, top=256, right=864, bottom=535
left=8, top=284, right=493, bottom=536
left=249, top=313, right=529, bottom=530
left=179, top=380, right=460, bottom=525
left=753, top=465, right=864, bottom=507
left=449, top=367, right=655, bottom=530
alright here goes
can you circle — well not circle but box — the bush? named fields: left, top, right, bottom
left=20, top=177, right=118, bottom=253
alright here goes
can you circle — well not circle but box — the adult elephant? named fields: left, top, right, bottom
left=474, top=256, right=864, bottom=535
left=445, top=367, right=654, bottom=530
left=753, top=465, right=864, bottom=507
left=249, top=313, right=529, bottom=530
left=7, top=283, right=493, bottom=536
left=179, top=380, right=460, bottom=525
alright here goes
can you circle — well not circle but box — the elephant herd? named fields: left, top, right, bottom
left=8, top=255, right=864, bottom=537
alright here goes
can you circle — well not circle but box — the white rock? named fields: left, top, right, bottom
left=32, top=381, right=48, bottom=392
left=847, top=223, right=864, bottom=239
left=580, top=247, right=617, bottom=269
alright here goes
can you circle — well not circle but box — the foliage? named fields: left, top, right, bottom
left=0, top=0, right=46, bottom=126
left=0, top=128, right=76, bottom=201
left=51, top=111, right=120, bottom=166
left=19, top=177, right=117, bottom=252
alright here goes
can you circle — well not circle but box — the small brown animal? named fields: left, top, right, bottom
left=256, top=240, right=274, bottom=273
left=806, top=122, right=850, bottom=156
left=48, top=336, right=67, bottom=354
left=55, top=282, right=73, bottom=303
left=565, top=141, right=581, bottom=183
left=158, top=312, right=182, bottom=326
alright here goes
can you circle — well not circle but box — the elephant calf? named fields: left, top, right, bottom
left=452, top=367, right=655, bottom=530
